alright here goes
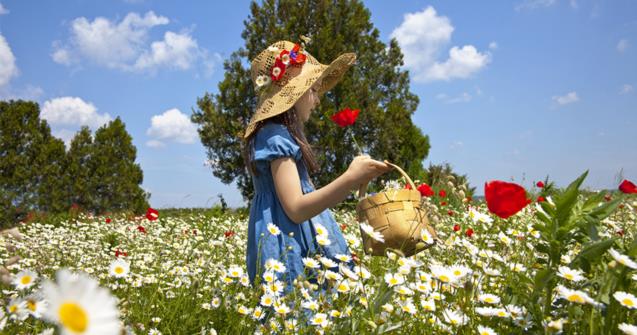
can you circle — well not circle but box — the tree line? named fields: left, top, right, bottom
left=0, top=100, right=149, bottom=228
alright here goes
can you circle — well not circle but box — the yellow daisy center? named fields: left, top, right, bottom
left=20, top=275, right=32, bottom=285
left=59, top=302, right=88, bottom=333
left=454, top=270, right=462, bottom=276
left=27, top=300, right=36, bottom=311
left=9, top=305, right=17, bottom=313
left=390, top=278, right=398, bottom=285
left=485, top=297, right=494, bottom=303
left=565, top=274, right=574, bottom=280
left=623, top=298, right=634, bottom=307
left=567, top=294, right=584, bottom=303
left=439, top=275, right=450, bottom=282
left=497, top=311, right=507, bottom=317
left=481, top=332, right=490, bottom=335
left=115, top=266, right=124, bottom=274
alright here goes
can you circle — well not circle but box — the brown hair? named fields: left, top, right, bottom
left=242, top=107, right=319, bottom=177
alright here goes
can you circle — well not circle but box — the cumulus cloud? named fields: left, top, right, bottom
left=52, top=11, right=218, bottom=75
left=620, top=84, right=633, bottom=95
left=0, top=84, right=44, bottom=101
left=617, top=39, right=629, bottom=53
left=146, top=108, right=198, bottom=147
left=515, top=0, right=557, bottom=11
left=390, top=6, right=491, bottom=82
left=0, top=3, right=9, bottom=15
left=552, top=91, right=579, bottom=106
left=0, top=34, right=18, bottom=87
left=42, top=97, right=112, bottom=128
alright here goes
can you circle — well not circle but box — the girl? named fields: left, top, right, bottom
left=241, top=40, right=392, bottom=292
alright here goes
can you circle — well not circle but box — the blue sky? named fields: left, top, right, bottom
left=1, top=0, right=635, bottom=209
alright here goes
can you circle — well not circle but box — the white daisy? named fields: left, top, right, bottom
left=335, top=254, right=351, bottom=262
left=227, top=265, right=243, bottom=278
left=619, top=323, right=637, bottom=335
left=478, top=293, right=501, bottom=305
left=316, top=235, right=331, bottom=246
left=40, top=269, right=120, bottom=334
left=14, top=270, right=38, bottom=290
left=267, top=223, right=281, bottom=236
left=274, top=303, right=290, bottom=316
left=609, top=248, right=637, bottom=269
left=109, top=259, right=130, bottom=278
left=319, top=257, right=338, bottom=269
left=360, top=223, right=385, bottom=243
left=477, top=325, right=497, bottom=335
left=301, top=299, right=319, bottom=311
left=25, top=294, right=47, bottom=319
left=557, top=266, right=585, bottom=282
left=310, top=313, right=330, bottom=328
left=265, top=259, right=286, bottom=273
left=443, top=309, right=468, bottom=326
left=430, top=265, right=457, bottom=284
left=384, top=273, right=405, bottom=287
left=556, top=285, right=600, bottom=306
left=614, top=291, right=637, bottom=309
left=302, top=257, right=320, bottom=269
left=313, top=223, right=328, bottom=237
left=7, top=297, right=28, bottom=321
left=420, top=229, right=435, bottom=245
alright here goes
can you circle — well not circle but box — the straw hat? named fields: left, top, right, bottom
left=243, top=40, right=357, bottom=139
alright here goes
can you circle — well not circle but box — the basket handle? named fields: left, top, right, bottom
left=357, top=160, right=417, bottom=199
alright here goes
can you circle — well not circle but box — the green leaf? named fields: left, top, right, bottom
left=533, top=268, right=554, bottom=292
left=555, top=171, right=588, bottom=227
left=569, top=238, right=618, bottom=271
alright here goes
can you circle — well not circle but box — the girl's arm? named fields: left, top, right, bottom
left=271, top=156, right=391, bottom=224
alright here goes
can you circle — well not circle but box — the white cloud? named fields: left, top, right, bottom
left=390, top=6, right=490, bottom=82
left=552, top=91, right=579, bottom=105
left=436, top=92, right=472, bottom=104
left=52, top=11, right=220, bottom=76
left=0, top=84, right=44, bottom=101
left=489, top=41, right=498, bottom=50
left=0, top=3, right=9, bottom=15
left=41, top=97, right=112, bottom=128
left=146, top=108, right=198, bottom=145
left=617, top=39, right=629, bottom=53
left=620, top=84, right=633, bottom=95
left=0, top=34, right=18, bottom=87
left=515, top=0, right=557, bottom=11
left=146, top=140, right=165, bottom=148
left=425, top=45, right=491, bottom=81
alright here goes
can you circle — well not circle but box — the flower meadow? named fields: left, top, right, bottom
left=1, top=173, right=637, bottom=334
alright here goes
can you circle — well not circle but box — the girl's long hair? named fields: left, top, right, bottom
left=242, top=107, right=319, bottom=178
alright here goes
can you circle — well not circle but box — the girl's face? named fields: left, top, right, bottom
left=294, top=81, right=322, bottom=123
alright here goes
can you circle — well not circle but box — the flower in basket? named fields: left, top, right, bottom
left=484, top=180, right=531, bottom=219
left=331, top=107, right=363, bottom=155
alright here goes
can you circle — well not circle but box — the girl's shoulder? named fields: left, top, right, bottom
left=255, top=121, right=293, bottom=142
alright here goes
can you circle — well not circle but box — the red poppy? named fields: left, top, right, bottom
left=438, top=189, right=447, bottom=198
left=447, top=210, right=454, bottom=216
left=404, top=183, right=412, bottom=190
left=484, top=180, right=531, bottom=219
left=466, top=196, right=472, bottom=203
left=115, top=249, right=128, bottom=258
left=136, top=225, right=147, bottom=234
left=440, top=201, right=448, bottom=206
left=604, top=194, right=612, bottom=202
left=453, top=224, right=461, bottom=232
left=416, top=183, right=434, bottom=197
left=224, top=230, right=235, bottom=238
left=105, top=218, right=112, bottom=223
left=270, top=58, right=286, bottom=81
left=340, top=224, right=347, bottom=231
left=145, top=208, right=159, bottom=221
left=330, top=108, right=360, bottom=127
left=536, top=196, right=545, bottom=203
left=465, top=228, right=474, bottom=237
left=536, top=181, right=545, bottom=188
left=617, top=229, right=625, bottom=237
left=192, top=229, right=197, bottom=236
left=619, top=179, right=637, bottom=194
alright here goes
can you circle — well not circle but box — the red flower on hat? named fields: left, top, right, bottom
left=271, top=58, right=286, bottom=81
left=331, top=108, right=360, bottom=127
left=416, top=183, right=434, bottom=197
left=536, top=181, right=545, bottom=188
left=619, top=179, right=637, bottom=194
left=145, top=207, right=159, bottom=221
left=289, top=44, right=307, bottom=65
left=484, top=180, right=531, bottom=219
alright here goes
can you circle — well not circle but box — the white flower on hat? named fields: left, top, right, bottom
left=280, top=53, right=290, bottom=66
left=267, top=46, right=280, bottom=52
left=255, top=75, right=271, bottom=88
left=271, top=66, right=282, bottom=78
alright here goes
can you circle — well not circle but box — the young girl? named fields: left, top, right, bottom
left=241, top=40, right=392, bottom=292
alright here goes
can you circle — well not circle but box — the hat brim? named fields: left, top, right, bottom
left=244, top=52, right=356, bottom=139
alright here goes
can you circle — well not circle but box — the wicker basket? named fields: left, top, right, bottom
left=355, top=161, right=437, bottom=257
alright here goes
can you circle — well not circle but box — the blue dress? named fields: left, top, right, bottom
left=246, top=121, right=351, bottom=291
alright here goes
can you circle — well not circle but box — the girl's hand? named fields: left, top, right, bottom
left=345, top=155, right=393, bottom=187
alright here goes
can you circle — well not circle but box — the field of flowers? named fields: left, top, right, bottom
left=1, top=173, right=637, bottom=334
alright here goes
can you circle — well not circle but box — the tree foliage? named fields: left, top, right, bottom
left=192, top=0, right=430, bottom=202
left=0, top=100, right=149, bottom=228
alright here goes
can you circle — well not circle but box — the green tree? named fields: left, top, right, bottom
left=36, top=134, right=69, bottom=213
left=423, top=162, right=476, bottom=197
left=66, top=126, right=95, bottom=211
left=89, top=117, right=149, bottom=214
left=192, top=0, right=430, bottom=202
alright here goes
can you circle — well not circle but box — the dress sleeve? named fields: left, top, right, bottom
left=254, top=126, right=302, bottom=163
